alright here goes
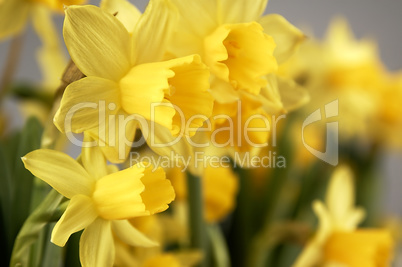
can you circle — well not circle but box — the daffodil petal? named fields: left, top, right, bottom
left=132, top=0, right=178, bottom=64
left=63, top=5, right=131, bottom=81
left=112, top=220, right=158, bottom=247
left=144, top=122, right=194, bottom=168
left=51, top=195, right=97, bottom=247
left=80, top=218, right=114, bottom=267
left=258, top=74, right=284, bottom=114
left=31, top=5, right=67, bottom=90
left=326, top=166, right=355, bottom=227
left=54, top=77, right=120, bottom=133
left=277, top=76, right=310, bottom=112
left=140, top=167, right=175, bottom=214
left=81, top=133, right=109, bottom=179
left=22, top=149, right=93, bottom=198
left=119, top=61, right=175, bottom=130
left=86, top=110, right=138, bottom=164
left=313, top=201, right=333, bottom=244
left=100, top=0, right=141, bottom=33
left=0, top=0, right=29, bottom=40
left=220, top=0, right=267, bottom=24
left=164, top=55, right=213, bottom=136
left=210, top=76, right=240, bottom=104
left=259, top=14, right=305, bottom=64
left=93, top=166, right=148, bottom=220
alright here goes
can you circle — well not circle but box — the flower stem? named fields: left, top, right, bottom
left=0, top=34, right=24, bottom=104
left=187, top=172, right=209, bottom=267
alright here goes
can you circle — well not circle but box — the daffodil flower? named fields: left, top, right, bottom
left=163, top=0, right=308, bottom=159
left=168, top=0, right=306, bottom=106
left=54, top=2, right=213, bottom=163
left=22, top=137, right=175, bottom=267
left=293, top=166, right=393, bottom=267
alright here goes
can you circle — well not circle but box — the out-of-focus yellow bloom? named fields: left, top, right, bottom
left=282, top=18, right=402, bottom=146
left=169, top=164, right=238, bottom=223
left=22, top=136, right=175, bottom=267
left=293, top=166, right=394, bottom=267
left=54, top=3, right=213, bottom=163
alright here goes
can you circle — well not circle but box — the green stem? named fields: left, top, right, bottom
left=207, top=224, right=230, bottom=267
left=187, top=172, right=208, bottom=267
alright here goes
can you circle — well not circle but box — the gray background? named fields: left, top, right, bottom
left=1, top=0, right=402, bottom=216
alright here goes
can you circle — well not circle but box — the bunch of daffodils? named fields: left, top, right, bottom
left=0, top=0, right=399, bottom=267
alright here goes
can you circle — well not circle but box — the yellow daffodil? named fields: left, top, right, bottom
left=21, top=136, right=175, bottom=267
left=165, top=0, right=308, bottom=159
left=168, top=0, right=304, bottom=98
left=54, top=3, right=213, bottom=163
left=293, top=166, right=394, bottom=267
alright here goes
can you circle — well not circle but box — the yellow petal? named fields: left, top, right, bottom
left=100, top=0, right=141, bottom=33
left=92, top=165, right=148, bottom=220
left=140, top=166, right=175, bottom=214
left=112, top=220, right=158, bottom=247
left=80, top=218, right=114, bottom=267
left=81, top=133, right=109, bottom=179
left=86, top=110, right=138, bottom=164
left=259, top=14, right=305, bottom=64
left=258, top=74, right=284, bottom=114
left=144, top=122, right=194, bottom=169
left=276, top=76, right=310, bottom=112
left=210, top=76, right=240, bottom=104
left=63, top=5, right=130, bottom=81
left=168, top=0, right=216, bottom=57
left=219, top=0, right=268, bottom=24
left=119, top=61, right=176, bottom=130
left=22, top=149, right=93, bottom=199
left=0, top=0, right=29, bottom=40
left=164, top=55, right=213, bottom=136
left=326, top=166, right=363, bottom=230
left=313, top=201, right=333, bottom=244
left=54, top=77, right=120, bottom=133
left=132, top=0, right=178, bottom=64
left=31, top=5, right=67, bottom=90
left=51, top=195, right=98, bottom=247
left=204, top=22, right=277, bottom=95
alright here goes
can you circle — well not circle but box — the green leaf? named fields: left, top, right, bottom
left=9, top=189, right=64, bottom=267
